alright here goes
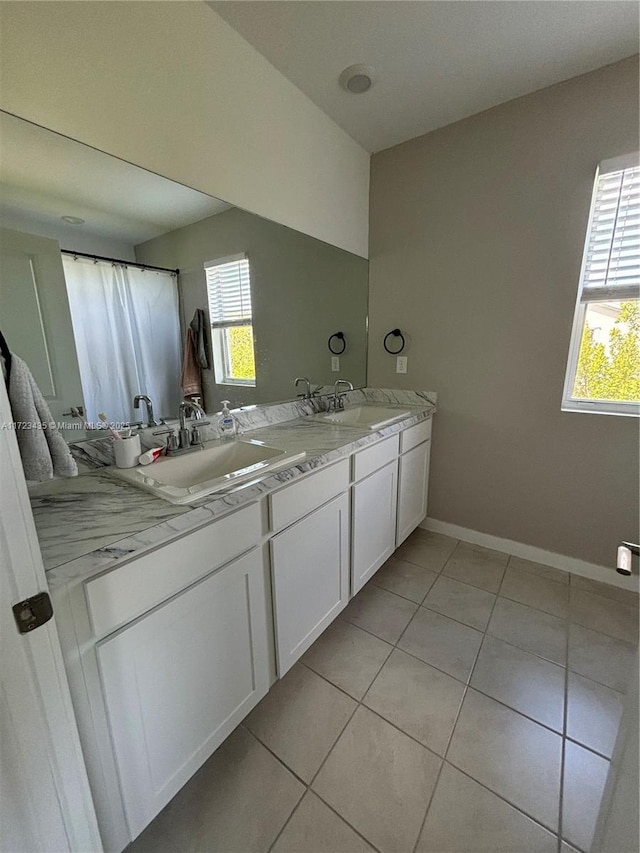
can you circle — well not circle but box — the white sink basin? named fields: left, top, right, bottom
left=111, top=439, right=305, bottom=504
left=313, top=405, right=411, bottom=430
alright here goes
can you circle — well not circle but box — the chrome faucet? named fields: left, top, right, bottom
left=178, top=400, right=206, bottom=450
left=295, top=377, right=312, bottom=399
left=331, top=380, right=354, bottom=411
left=133, top=394, right=159, bottom=427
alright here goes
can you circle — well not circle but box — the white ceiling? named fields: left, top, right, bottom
left=210, top=1, right=639, bottom=153
left=0, top=112, right=231, bottom=246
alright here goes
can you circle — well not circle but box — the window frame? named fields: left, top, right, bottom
left=204, top=253, right=257, bottom=388
left=561, top=152, right=640, bottom=417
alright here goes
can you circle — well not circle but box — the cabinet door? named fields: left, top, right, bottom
left=352, top=460, right=398, bottom=596
left=271, top=492, right=349, bottom=676
left=96, top=548, right=270, bottom=841
left=396, top=440, right=431, bottom=547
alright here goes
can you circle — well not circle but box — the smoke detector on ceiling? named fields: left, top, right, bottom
left=339, top=64, right=375, bottom=94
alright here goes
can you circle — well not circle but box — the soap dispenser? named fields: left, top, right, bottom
left=218, top=401, right=237, bottom=440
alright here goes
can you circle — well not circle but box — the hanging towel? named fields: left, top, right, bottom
left=180, top=327, right=202, bottom=398
left=8, top=354, right=78, bottom=481
left=189, top=309, right=210, bottom=370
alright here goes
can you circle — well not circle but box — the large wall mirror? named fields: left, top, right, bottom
left=0, top=111, right=368, bottom=439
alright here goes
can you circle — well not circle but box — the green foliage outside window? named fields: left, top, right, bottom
left=227, top=325, right=256, bottom=381
left=573, top=301, right=640, bottom=402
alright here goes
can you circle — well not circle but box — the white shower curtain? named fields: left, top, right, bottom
left=62, top=256, right=182, bottom=427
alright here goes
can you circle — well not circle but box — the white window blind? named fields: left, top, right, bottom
left=581, top=158, right=640, bottom=303
left=205, top=254, right=252, bottom=327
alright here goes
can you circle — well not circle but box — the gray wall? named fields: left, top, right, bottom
left=136, top=207, right=368, bottom=411
left=368, top=56, right=639, bottom=567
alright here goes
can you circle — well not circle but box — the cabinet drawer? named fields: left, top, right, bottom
left=400, top=419, right=432, bottom=454
left=85, top=501, right=261, bottom=639
left=269, top=458, right=349, bottom=532
left=352, top=434, right=399, bottom=482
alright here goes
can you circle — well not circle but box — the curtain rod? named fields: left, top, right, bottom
left=61, top=249, right=179, bottom=276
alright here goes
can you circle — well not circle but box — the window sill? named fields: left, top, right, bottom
left=561, top=401, right=640, bottom=418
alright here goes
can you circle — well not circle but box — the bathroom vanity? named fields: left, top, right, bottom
left=34, top=391, right=435, bottom=851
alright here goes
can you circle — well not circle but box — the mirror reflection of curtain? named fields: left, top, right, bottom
left=61, top=256, right=182, bottom=426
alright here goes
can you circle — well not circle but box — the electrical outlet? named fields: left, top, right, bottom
left=396, top=356, right=408, bottom=374
left=331, top=356, right=340, bottom=372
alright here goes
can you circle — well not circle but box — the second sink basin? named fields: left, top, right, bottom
left=314, top=405, right=411, bottom=430
left=111, top=439, right=306, bottom=504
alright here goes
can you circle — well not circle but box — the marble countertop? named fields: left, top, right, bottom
left=31, top=389, right=436, bottom=590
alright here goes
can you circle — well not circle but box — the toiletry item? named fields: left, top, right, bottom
left=99, top=412, right=122, bottom=440
left=218, top=401, right=237, bottom=439
left=113, top=433, right=141, bottom=468
left=138, top=447, right=164, bottom=466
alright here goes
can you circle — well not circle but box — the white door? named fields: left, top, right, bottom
left=271, top=493, right=350, bottom=676
left=0, top=227, right=86, bottom=439
left=396, top=440, right=431, bottom=546
left=97, top=547, right=270, bottom=841
left=352, top=461, right=398, bottom=595
left=0, top=381, right=101, bottom=852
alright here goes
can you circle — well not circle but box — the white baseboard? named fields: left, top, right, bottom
left=421, top=517, right=639, bottom=593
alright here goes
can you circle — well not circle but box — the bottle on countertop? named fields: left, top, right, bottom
left=218, top=401, right=237, bottom=440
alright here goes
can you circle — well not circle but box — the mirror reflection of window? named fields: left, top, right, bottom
left=204, top=254, right=257, bottom=387
left=62, top=254, right=182, bottom=426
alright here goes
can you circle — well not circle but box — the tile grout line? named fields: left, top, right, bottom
left=410, top=544, right=508, bottom=853
left=258, top=534, right=630, bottom=853
left=557, top=572, right=572, bottom=853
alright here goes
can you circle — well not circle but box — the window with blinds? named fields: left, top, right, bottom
left=562, top=153, right=640, bottom=416
left=204, top=254, right=256, bottom=386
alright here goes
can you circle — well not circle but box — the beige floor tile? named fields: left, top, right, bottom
left=509, top=555, right=569, bottom=585
left=340, top=584, right=418, bottom=644
left=567, top=672, right=623, bottom=758
left=395, top=531, right=458, bottom=573
left=398, top=608, right=483, bottom=682
left=417, top=763, right=557, bottom=853
left=244, top=664, right=355, bottom=783
left=363, top=649, right=465, bottom=755
left=272, top=791, right=375, bottom=853
left=423, top=575, right=496, bottom=630
left=301, top=620, right=392, bottom=700
left=488, top=597, right=568, bottom=665
left=372, top=556, right=438, bottom=602
left=501, top=566, right=569, bottom=618
left=312, top=706, right=441, bottom=853
left=447, top=689, right=562, bottom=831
left=562, top=741, right=609, bottom=853
left=571, top=574, right=639, bottom=607
left=568, top=623, right=636, bottom=692
left=442, top=542, right=508, bottom=593
left=570, top=588, right=638, bottom=645
left=129, top=726, right=304, bottom=853
left=471, top=635, right=565, bottom=731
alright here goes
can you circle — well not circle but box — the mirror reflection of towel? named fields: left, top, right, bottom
left=189, top=309, right=210, bottom=370
left=8, top=354, right=78, bottom=481
left=181, top=328, right=202, bottom=398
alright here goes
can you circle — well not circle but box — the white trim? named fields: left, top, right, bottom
left=203, top=252, right=247, bottom=268
left=0, top=380, right=102, bottom=851
left=421, top=517, right=639, bottom=593
left=599, top=151, right=639, bottom=175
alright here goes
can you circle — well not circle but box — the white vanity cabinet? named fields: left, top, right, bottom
left=396, top=420, right=432, bottom=546
left=269, top=460, right=350, bottom=676
left=96, top=547, right=270, bottom=839
left=351, top=436, right=399, bottom=594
